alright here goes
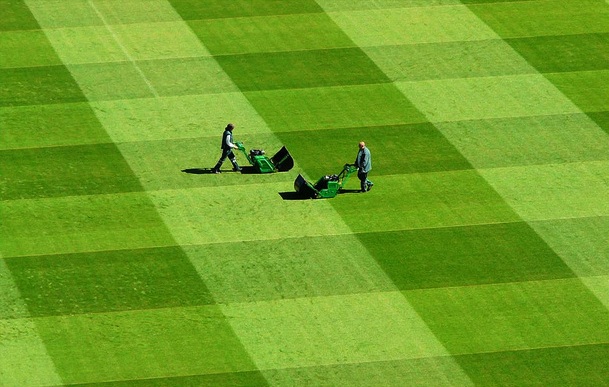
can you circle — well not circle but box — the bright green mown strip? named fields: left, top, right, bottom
left=437, top=113, right=609, bottom=168
left=221, top=292, right=449, bottom=370
left=66, top=62, right=156, bottom=101
left=185, top=234, right=395, bottom=304
left=396, top=74, right=581, bottom=122
left=326, top=5, right=498, bottom=47
left=315, top=0, right=463, bottom=12
left=529, top=216, right=609, bottom=277
left=43, top=26, right=129, bottom=64
left=364, top=39, right=533, bottom=82
left=90, top=94, right=262, bottom=143
left=358, top=222, right=576, bottom=290
left=0, top=317, right=62, bottom=385
left=148, top=183, right=353, bottom=246
left=105, top=22, right=210, bottom=60
left=136, top=58, right=237, bottom=96
left=479, top=161, right=609, bottom=221
left=4, top=247, right=214, bottom=317
left=35, top=306, right=260, bottom=384
left=405, top=278, right=609, bottom=354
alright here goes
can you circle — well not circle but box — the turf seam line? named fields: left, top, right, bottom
left=85, top=0, right=159, bottom=97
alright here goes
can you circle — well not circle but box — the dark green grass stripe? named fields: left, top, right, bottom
left=505, top=33, right=609, bottom=73
left=588, top=111, right=609, bottom=134
left=4, top=246, right=215, bottom=317
left=215, top=48, right=391, bottom=92
left=169, top=0, right=323, bottom=20
left=358, top=221, right=576, bottom=290
left=455, top=343, right=609, bottom=387
left=67, top=370, right=268, bottom=387
left=276, top=123, right=473, bottom=178
left=0, top=143, right=145, bottom=200
left=0, top=0, right=40, bottom=31
left=0, top=65, right=87, bottom=107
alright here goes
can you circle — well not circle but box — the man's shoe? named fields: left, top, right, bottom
left=233, top=167, right=242, bottom=172
left=211, top=168, right=221, bottom=174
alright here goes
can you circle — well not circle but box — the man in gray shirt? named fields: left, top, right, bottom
left=354, top=141, right=373, bottom=192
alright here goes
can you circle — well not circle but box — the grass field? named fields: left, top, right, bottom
left=1, top=0, right=609, bottom=385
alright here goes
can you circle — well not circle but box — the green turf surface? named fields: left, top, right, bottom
left=0, top=143, right=144, bottom=200
left=277, top=123, right=473, bottom=178
left=0, top=317, right=62, bottom=385
left=359, top=222, right=576, bottom=290
left=479, top=161, right=609, bottom=221
left=326, top=5, right=499, bottom=46
left=530, top=216, right=609, bottom=277
left=245, top=84, right=428, bottom=131
left=506, top=33, right=609, bottom=73
left=455, top=344, right=609, bottom=387
left=35, top=306, right=258, bottom=384
left=0, top=30, right=62, bottom=68
left=216, top=48, right=391, bottom=91
left=222, top=291, right=449, bottom=370
left=0, top=103, right=111, bottom=149
left=546, top=70, right=609, bottom=113
left=0, top=0, right=40, bottom=31
left=397, top=74, right=581, bottom=122
left=170, top=0, right=323, bottom=20
left=1, top=193, right=175, bottom=257
left=468, top=0, right=609, bottom=37
left=2, top=0, right=609, bottom=385
left=588, top=111, right=609, bottom=134
left=185, top=234, right=395, bottom=303
left=188, top=13, right=354, bottom=55
left=364, top=39, right=534, bottom=81
left=437, top=113, right=609, bottom=168
left=0, top=65, right=87, bottom=107
left=405, top=278, right=609, bottom=353
left=5, top=247, right=214, bottom=316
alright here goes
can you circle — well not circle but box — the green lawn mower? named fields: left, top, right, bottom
left=236, top=141, right=294, bottom=173
left=294, top=164, right=359, bottom=199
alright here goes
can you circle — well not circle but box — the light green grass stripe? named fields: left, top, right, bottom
left=221, top=291, right=452, bottom=370
left=478, top=161, right=609, bottom=221
left=0, top=259, right=63, bottom=386
left=324, top=5, right=498, bottom=47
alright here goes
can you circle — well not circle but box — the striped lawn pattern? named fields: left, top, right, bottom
left=1, top=0, right=608, bottom=385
